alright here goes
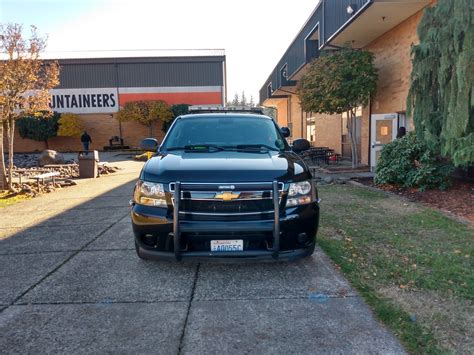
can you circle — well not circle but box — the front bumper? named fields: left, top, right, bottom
left=132, top=200, right=319, bottom=261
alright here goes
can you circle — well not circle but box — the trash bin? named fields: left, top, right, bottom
left=78, top=150, right=99, bottom=178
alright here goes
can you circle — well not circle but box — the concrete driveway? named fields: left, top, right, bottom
left=0, top=157, right=404, bottom=354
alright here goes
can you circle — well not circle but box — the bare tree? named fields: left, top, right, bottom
left=0, top=24, right=59, bottom=190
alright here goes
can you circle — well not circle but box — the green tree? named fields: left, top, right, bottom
left=0, top=24, right=59, bottom=190
left=407, top=0, right=473, bottom=167
left=231, top=93, right=239, bottom=106
left=116, top=100, right=173, bottom=136
left=162, top=104, right=190, bottom=132
left=17, top=111, right=60, bottom=149
left=240, top=91, right=247, bottom=106
left=249, top=95, right=255, bottom=107
left=298, top=49, right=378, bottom=168
left=57, top=113, right=84, bottom=137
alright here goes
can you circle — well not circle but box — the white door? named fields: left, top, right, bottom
left=370, top=113, right=398, bottom=170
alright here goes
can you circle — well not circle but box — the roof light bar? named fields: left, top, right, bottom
left=188, top=106, right=264, bottom=115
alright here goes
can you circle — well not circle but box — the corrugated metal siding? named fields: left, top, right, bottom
left=58, top=64, right=116, bottom=88
left=323, top=0, right=371, bottom=42
left=259, top=5, right=323, bottom=103
left=260, top=0, right=372, bottom=104
left=118, top=62, right=223, bottom=87
left=54, top=57, right=225, bottom=89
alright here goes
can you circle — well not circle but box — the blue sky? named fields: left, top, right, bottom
left=1, top=0, right=101, bottom=33
left=1, top=0, right=319, bottom=101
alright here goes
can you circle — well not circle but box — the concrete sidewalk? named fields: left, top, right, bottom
left=0, top=158, right=404, bottom=354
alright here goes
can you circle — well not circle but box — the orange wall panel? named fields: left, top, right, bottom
left=119, top=92, right=222, bottom=106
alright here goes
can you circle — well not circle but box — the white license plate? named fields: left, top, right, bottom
left=210, top=240, right=243, bottom=252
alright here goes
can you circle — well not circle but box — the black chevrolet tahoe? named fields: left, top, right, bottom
left=131, top=110, right=319, bottom=261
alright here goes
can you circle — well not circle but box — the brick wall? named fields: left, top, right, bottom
left=272, top=98, right=290, bottom=127
left=313, top=114, right=342, bottom=154
left=367, top=11, right=422, bottom=115
left=359, top=9, right=425, bottom=165
left=288, top=95, right=305, bottom=139
left=6, top=114, right=165, bottom=153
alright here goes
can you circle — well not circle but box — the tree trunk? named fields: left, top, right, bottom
left=149, top=123, right=153, bottom=137
left=7, top=118, right=15, bottom=191
left=0, top=121, right=7, bottom=191
left=347, top=109, right=359, bottom=169
left=45, top=140, right=49, bottom=149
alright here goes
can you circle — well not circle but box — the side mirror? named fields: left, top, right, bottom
left=280, top=127, right=291, bottom=138
left=140, top=138, right=159, bottom=151
left=292, top=138, right=310, bottom=152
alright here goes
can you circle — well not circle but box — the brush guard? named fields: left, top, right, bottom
left=172, top=181, right=281, bottom=261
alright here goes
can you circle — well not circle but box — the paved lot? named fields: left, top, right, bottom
left=0, top=156, right=404, bottom=354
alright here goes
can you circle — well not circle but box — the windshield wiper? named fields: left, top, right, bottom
left=234, top=144, right=281, bottom=152
left=166, top=144, right=226, bottom=152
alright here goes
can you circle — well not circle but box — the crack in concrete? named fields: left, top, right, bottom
left=12, top=293, right=360, bottom=307
left=13, top=300, right=190, bottom=306
left=0, top=247, right=136, bottom=256
left=178, top=263, right=200, bottom=355
left=0, top=220, right=127, bottom=230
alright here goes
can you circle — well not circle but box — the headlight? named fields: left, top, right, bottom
left=286, top=180, right=316, bottom=207
left=134, top=181, right=167, bottom=207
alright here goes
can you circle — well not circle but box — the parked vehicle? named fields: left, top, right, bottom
left=130, top=108, right=319, bottom=261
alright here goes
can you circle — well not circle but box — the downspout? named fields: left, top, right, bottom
left=368, top=97, right=372, bottom=169
left=287, top=96, right=291, bottom=140
left=115, top=62, right=122, bottom=140
left=223, top=57, right=227, bottom=106
left=322, top=0, right=325, bottom=44
left=301, top=105, right=304, bottom=139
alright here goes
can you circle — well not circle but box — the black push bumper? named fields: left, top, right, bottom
left=132, top=181, right=319, bottom=261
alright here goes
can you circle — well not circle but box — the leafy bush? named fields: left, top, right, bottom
left=162, top=104, right=190, bottom=132
left=375, top=133, right=454, bottom=190
left=17, top=111, right=60, bottom=148
left=57, top=113, right=84, bottom=137
left=116, top=100, right=173, bottom=136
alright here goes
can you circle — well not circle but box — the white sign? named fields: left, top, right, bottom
left=49, top=88, right=119, bottom=114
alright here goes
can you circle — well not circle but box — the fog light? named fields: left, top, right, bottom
left=143, top=234, right=157, bottom=246
left=297, top=233, right=308, bottom=244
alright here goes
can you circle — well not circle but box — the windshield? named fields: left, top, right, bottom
left=161, top=116, right=289, bottom=152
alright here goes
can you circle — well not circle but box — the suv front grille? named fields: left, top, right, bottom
left=170, top=182, right=284, bottom=221
left=182, top=199, right=274, bottom=214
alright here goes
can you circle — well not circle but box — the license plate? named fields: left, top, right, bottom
left=210, top=240, right=243, bottom=252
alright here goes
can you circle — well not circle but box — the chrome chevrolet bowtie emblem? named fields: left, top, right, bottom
left=214, top=191, right=240, bottom=201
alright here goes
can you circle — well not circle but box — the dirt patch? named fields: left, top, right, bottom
left=379, top=286, right=474, bottom=353
left=354, top=178, right=474, bottom=227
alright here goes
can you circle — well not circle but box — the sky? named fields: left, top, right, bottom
left=1, top=0, right=319, bottom=102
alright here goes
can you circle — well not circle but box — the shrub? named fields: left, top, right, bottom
left=162, top=104, right=190, bottom=132
left=375, top=132, right=454, bottom=190
left=57, top=113, right=84, bottom=137
left=116, top=100, right=173, bottom=136
left=17, top=111, right=60, bottom=148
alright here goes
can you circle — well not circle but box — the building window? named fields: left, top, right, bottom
left=267, top=83, right=272, bottom=99
left=280, top=64, right=288, bottom=86
left=305, top=24, right=320, bottom=62
left=306, top=115, right=316, bottom=143
left=398, top=111, right=414, bottom=132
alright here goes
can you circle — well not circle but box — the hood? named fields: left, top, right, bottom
left=141, top=150, right=310, bottom=183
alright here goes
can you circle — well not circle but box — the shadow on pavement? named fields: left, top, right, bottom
left=0, top=173, right=404, bottom=354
